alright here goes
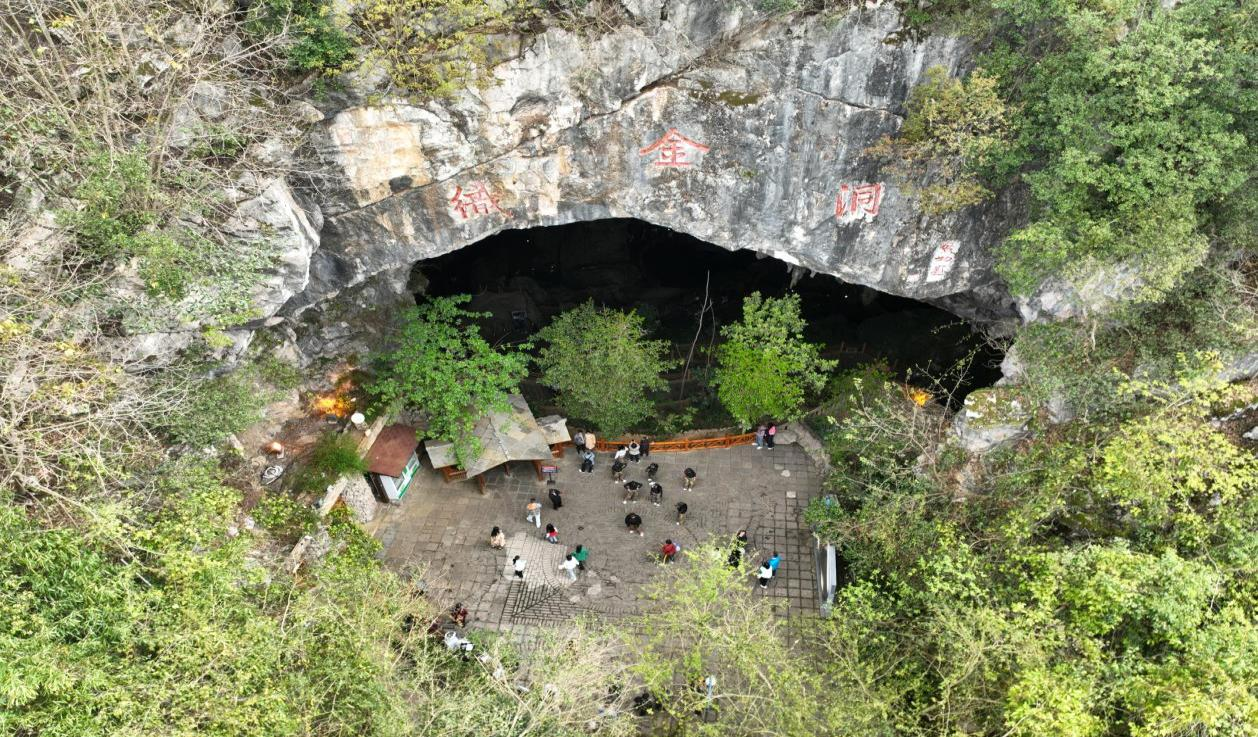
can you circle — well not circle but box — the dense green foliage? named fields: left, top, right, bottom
left=0, top=465, right=635, bottom=737
left=248, top=0, right=356, bottom=74
left=366, top=296, right=530, bottom=465
left=534, top=301, right=677, bottom=435
left=805, top=354, right=1258, bottom=736
left=1011, top=261, right=1258, bottom=419
left=160, top=361, right=298, bottom=449
left=984, top=0, right=1256, bottom=298
left=713, top=292, right=836, bottom=427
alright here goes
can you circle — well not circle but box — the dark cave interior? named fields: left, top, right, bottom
left=413, top=218, right=1003, bottom=408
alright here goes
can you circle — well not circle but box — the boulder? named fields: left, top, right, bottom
left=952, top=386, right=1032, bottom=453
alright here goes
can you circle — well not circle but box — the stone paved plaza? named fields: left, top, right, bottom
left=371, top=441, right=823, bottom=637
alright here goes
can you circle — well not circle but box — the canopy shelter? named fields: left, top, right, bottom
left=425, top=394, right=568, bottom=490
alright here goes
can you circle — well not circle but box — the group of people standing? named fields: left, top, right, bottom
left=753, top=422, right=778, bottom=450
left=488, top=424, right=784, bottom=596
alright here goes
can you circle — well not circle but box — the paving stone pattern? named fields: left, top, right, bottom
left=373, top=443, right=822, bottom=638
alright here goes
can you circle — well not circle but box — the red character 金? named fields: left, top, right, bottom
left=639, top=129, right=710, bottom=168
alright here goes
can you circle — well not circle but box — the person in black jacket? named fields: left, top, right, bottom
left=623, top=479, right=642, bottom=504
left=548, top=487, right=564, bottom=510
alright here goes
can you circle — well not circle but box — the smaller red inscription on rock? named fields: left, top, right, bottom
left=835, top=183, right=885, bottom=222
left=449, top=181, right=512, bottom=221
left=639, top=128, right=710, bottom=168
left=926, top=240, right=960, bottom=283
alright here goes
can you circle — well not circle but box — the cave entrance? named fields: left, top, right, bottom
left=413, top=218, right=1002, bottom=422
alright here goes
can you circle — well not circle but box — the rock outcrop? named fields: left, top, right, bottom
left=280, top=2, right=1022, bottom=339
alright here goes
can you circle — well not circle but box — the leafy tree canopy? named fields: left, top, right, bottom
left=714, top=292, right=836, bottom=427
left=986, top=0, right=1257, bottom=298
left=366, top=295, right=529, bottom=465
left=534, top=301, right=676, bottom=436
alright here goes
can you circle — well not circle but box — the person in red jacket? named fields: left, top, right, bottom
left=661, top=539, right=679, bottom=563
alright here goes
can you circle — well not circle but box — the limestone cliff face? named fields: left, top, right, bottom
left=283, top=1, right=1021, bottom=337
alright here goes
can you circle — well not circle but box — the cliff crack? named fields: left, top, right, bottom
left=794, top=87, right=902, bottom=118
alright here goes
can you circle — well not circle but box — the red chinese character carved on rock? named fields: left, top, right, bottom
left=835, top=183, right=885, bottom=221
left=449, top=182, right=512, bottom=221
left=926, top=241, right=960, bottom=283
left=639, top=128, right=710, bottom=168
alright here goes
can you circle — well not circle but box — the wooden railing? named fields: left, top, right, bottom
left=591, top=432, right=755, bottom=453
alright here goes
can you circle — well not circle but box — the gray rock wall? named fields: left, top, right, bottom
left=283, top=2, right=1021, bottom=332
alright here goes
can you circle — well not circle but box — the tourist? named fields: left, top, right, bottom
left=625, top=512, right=644, bottom=536
left=768, top=551, right=781, bottom=575
left=766, top=422, right=777, bottom=449
left=549, top=487, right=564, bottom=510
left=627, top=440, right=641, bottom=463
left=573, top=544, right=589, bottom=570
left=640, top=436, right=651, bottom=458
left=757, top=561, right=774, bottom=589
left=754, top=422, right=767, bottom=450
left=683, top=467, right=697, bottom=491
left=572, top=430, right=585, bottom=451
left=489, top=526, right=506, bottom=549
left=513, top=555, right=526, bottom=579
left=613, top=445, right=628, bottom=463
left=661, top=539, right=678, bottom=563
left=649, top=481, right=663, bottom=506
left=675, top=501, right=688, bottom=526
left=623, top=479, right=642, bottom=504
left=645, top=462, right=659, bottom=481
left=525, top=497, right=542, bottom=528
left=450, top=602, right=469, bottom=627
left=584, top=431, right=596, bottom=453
left=560, top=554, right=579, bottom=581
left=580, top=448, right=595, bottom=473
left=611, top=458, right=627, bottom=483
left=544, top=523, right=559, bottom=544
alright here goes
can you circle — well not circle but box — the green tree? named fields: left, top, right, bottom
left=713, top=292, right=836, bottom=427
left=366, top=295, right=529, bottom=465
left=629, top=540, right=829, bottom=736
left=990, top=0, right=1256, bottom=299
left=534, top=302, right=676, bottom=435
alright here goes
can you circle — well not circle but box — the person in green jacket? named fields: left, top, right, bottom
left=572, top=544, right=589, bottom=571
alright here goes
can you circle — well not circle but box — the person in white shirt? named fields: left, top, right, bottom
left=757, top=562, right=773, bottom=589
left=613, top=445, right=628, bottom=462
left=559, top=554, right=579, bottom=581
left=512, top=555, right=527, bottom=579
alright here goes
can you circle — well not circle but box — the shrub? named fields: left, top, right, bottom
left=248, top=0, right=356, bottom=74
left=57, top=149, right=160, bottom=261
left=163, top=371, right=267, bottom=449
left=252, top=493, right=319, bottom=543
left=867, top=65, right=1014, bottom=215
left=293, top=433, right=366, bottom=494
